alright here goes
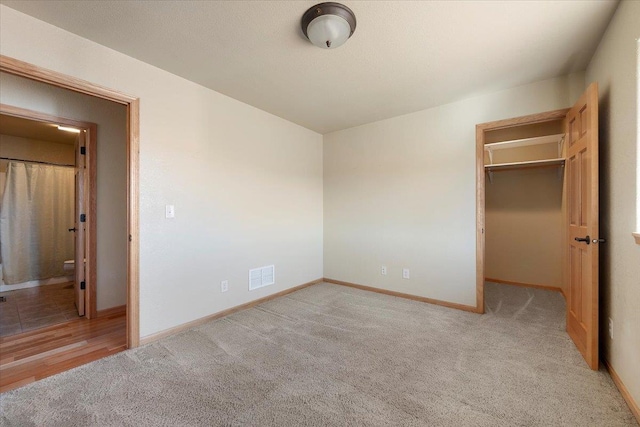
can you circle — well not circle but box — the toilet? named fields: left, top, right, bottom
left=63, top=259, right=86, bottom=273
left=63, top=260, right=75, bottom=272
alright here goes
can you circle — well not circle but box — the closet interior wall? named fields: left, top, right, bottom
left=484, top=119, right=567, bottom=292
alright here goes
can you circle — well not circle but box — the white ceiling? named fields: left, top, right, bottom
left=1, top=1, right=618, bottom=134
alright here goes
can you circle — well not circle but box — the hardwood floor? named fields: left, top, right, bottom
left=0, top=311, right=126, bottom=392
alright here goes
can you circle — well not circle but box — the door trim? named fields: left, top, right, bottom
left=0, top=54, right=141, bottom=348
left=475, top=108, right=569, bottom=313
left=0, top=104, right=98, bottom=319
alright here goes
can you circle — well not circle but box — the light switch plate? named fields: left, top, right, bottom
left=165, top=205, right=175, bottom=218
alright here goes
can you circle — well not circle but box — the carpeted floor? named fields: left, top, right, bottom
left=0, top=282, right=636, bottom=426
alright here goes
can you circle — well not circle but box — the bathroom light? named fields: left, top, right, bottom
left=301, top=2, right=356, bottom=49
left=57, top=125, right=81, bottom=133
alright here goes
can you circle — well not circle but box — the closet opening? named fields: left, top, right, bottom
left=476, top=109, right=569, bottom=313
left=476, top=83, right=601, bottom=370
left=483, top=118, right=567, bottom=296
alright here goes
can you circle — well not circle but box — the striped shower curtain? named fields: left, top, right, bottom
left=0, top=162, right=75, bottom=285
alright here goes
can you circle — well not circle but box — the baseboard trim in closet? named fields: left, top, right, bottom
left=97, top=305, right=126, bottom=318
left=139, top=279, right=324, bottom=345
left=485, top=277, right=563, bottom=293
left=324, top=278, right=480, bottom=313
left=604, top=358, right=640, bottom=424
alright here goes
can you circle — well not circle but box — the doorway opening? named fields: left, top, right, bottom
left=0, top=55, right=140, bottom=350
left=0, top=55, right=139, bottom=392
left=0, top=113, right=95, bottom=336
left=475, top=83, right=601, bottom=370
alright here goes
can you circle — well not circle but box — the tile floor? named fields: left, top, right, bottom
left=0, top=282, right=80, bottom=337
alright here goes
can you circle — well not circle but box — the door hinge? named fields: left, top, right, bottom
left=129, top=234, right=132, bottom=242
left=80, top=281, right=86, bottom=290
left=80, top=214, right=86, bottom=223
left=80, top=146, right=86, bottom=155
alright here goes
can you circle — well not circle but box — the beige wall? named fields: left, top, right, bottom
left=324, top=74, right=583, bottom=306
left=0, top=5, right=323, bottom=337
left=0, top=73, right=128, bottom=310
left=0, top=134, right=75, bottom=173
left=485, top=167, right=563, bottom=288
left=586, top=0, right=640, bottom=410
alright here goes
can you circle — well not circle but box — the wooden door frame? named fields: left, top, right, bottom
left=0, top=104, right=97, bottom=318
left=0, top=55, right=141, bottom=348
left=475, top=108, right=569, bottom=313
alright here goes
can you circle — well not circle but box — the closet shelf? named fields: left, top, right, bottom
left=484, top=158, right=565, bottom=172
left=484, top=134, right=565, bottom=151
left=484, top=133, right=566, bottom=183
left=484, top=133, right=565, bottom=168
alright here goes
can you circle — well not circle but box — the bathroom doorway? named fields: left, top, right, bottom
left=0, top=55, right=138, bottom=392
left=0, top=111, right=97, bottom=337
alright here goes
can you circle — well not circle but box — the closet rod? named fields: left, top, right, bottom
left=0, top=156, right=74, bottom=167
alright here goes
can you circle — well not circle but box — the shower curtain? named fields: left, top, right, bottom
left=0, top=162, right=75, bottom=285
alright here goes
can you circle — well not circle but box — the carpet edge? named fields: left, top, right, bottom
left=323, top=278, right=481, bottom=313
left=139, top=278, right=324, bottom=345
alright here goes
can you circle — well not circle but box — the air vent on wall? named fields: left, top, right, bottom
left=249, top=265, right=275, bottom=291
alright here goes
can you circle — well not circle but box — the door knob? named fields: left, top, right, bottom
left=68, top=227, right=77, bottom=232
left=575, top=236, right=590, bottom=244
left=592, top=238, right=606, bottom=244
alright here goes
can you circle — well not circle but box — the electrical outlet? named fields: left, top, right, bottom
left=221, top=280, right=229, bottom=293
left=402, top=268, right=410, bottom=279
left=608, top=317, right=613, bottom=339
left=381, top=265, right=387, bottom=275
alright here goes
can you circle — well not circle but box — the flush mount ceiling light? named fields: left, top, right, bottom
left=301, top=2, right=356, bottom=49
left=57, top=125, right=81, bottom=133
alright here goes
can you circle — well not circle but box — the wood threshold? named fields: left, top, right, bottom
left=0, top=313, right=126, bottom=393
left=324, top=278, right=480, bottom=313
left=139, top=279, right=324, bottom=345
left=0, top=341, right=87, bottom=371
left=604, top=359, right=640, bottom=424
left=1, top=54, right=140, bottom=349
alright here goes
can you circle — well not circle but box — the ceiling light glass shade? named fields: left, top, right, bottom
left=307, top=15, right=351, bottom=49
left=301, top=2, right=356, bottom=50
left=57, top=125, right=81, bottom=133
